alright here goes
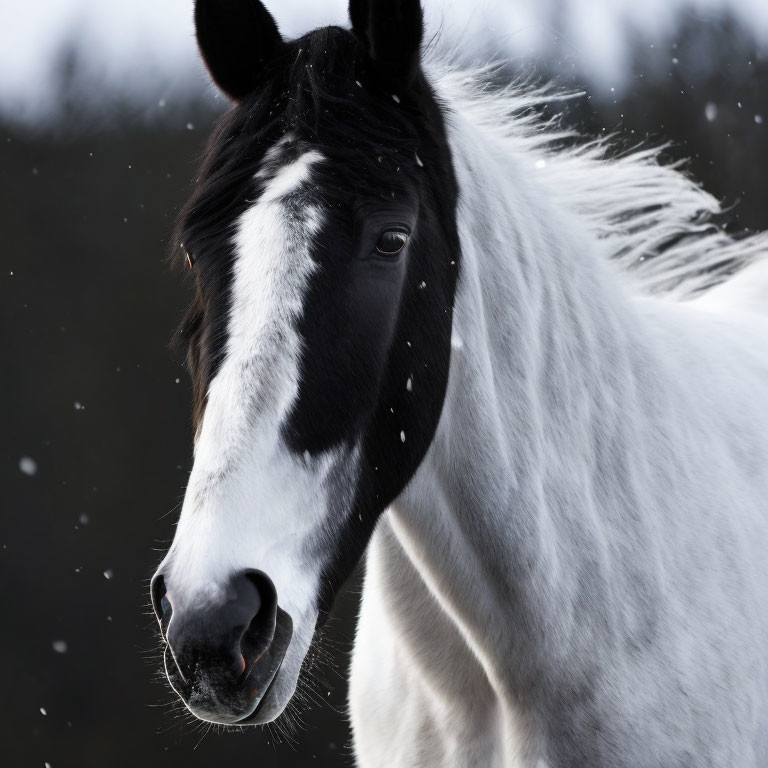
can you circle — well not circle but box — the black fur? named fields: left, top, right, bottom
left=349, top=0, right=425, bottom=88
left=348, top=0, right=370, bottom=49
left=194, top=0, right=286, bottom=101
left=175, top=2, right=460, bottom=626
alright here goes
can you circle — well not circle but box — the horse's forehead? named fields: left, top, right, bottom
left=192, top=146, right=324, bottom=436
left=255, top=133, right=312, bottom=184
left=228, top=145, right=324, bottom=339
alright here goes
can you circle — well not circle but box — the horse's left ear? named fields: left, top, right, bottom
left=349, top=0, right=424, bottom=88
left=194, top=0, right=285, bottom=102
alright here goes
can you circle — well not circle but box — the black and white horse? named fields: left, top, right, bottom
left=151, top=1, right=768, bottom=765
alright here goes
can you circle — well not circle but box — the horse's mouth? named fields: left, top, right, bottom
left=234, top=659, right=284, bottom=724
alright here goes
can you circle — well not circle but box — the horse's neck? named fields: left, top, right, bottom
left=388, top=115, right=672, bottom=697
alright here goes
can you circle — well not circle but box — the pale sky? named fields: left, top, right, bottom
left=1, top=0, right=767, bottom=125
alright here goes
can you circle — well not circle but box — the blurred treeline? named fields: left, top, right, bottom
left=2, top=12, right=766, bottom=768
left=586, top=14, right=768, bottom=234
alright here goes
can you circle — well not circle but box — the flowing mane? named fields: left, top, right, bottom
left=431, top=60, right=768, bottom=300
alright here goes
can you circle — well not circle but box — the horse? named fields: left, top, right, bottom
left=151, top=1, right=768, bottom=765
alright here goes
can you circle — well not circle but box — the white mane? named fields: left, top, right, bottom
left=431, top=62, right=768, bottom=300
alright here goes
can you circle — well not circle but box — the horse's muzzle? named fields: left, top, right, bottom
left=150, top=570, right=293, bottom=724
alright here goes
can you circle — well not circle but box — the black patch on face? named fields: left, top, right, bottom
left=284, top=67, right=461, bottom=617
left=173, top=21, right=460, bottom=618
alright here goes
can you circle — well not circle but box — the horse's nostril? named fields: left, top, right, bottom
left=150, top=574, right=172, bottom=635
left=161, top=571, right=279, bottom=689
left=230, top=572, right=278, bottom=664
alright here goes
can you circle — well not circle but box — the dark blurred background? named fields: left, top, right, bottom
left=2, top=1, right=766, bottom=767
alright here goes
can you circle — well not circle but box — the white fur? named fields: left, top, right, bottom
left=351, top=69, right=768, bottom=767
left=157, top=149, right=349, bottom=716
left=692, top=257, right=768, bottom=317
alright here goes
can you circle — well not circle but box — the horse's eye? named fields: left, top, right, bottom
left=376, top=229, right=409, bottom=257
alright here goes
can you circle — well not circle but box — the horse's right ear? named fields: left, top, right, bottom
left=194, top=0, right=285, bottom=102
left=349, top=0, right=424, bottom=88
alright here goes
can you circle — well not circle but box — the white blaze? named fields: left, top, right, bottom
left=162, top=149, right=331, bottom=633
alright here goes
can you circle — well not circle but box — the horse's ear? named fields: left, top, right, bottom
left=349, top=0, right=424, bottom=88
left=194, top=0, right=285, bottom=102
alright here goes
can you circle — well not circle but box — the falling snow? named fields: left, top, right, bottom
left=400, top=431, right=406, bottom=443
left=74, top=401, right=84, bottom=411
left=52, top=640, right=68, bottom=654
left=19, top=456, right=38, bottom=476
left=705, top=102, right=718, bottom=122
left=103, top=569, right=114, bottom=580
